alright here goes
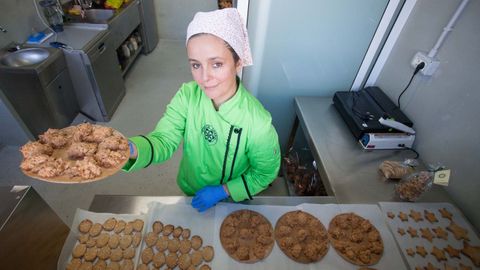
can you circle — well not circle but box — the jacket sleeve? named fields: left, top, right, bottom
left=123, top=85, right=189, bottom=172
left=226, top=121, right=281, bottom=202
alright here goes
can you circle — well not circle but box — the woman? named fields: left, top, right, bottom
left=124, top=8, right=280, bottom=212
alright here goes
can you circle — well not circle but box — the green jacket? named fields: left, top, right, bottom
left=123, top=80, right=281, bottom=202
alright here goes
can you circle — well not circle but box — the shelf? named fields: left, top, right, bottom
left=121, top=44, right=143, bottom=76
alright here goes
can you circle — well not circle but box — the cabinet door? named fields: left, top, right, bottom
left=44, top=69, right=79, bottom=127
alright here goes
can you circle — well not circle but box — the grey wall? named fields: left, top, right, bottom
left=0, top=91, right=32, bottom=145
left=154, top=0, right=217, bottom=40
left=374, top=0, right=480, bottom=229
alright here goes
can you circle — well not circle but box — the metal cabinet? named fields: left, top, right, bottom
left=109, top=0, right=141, bottom=49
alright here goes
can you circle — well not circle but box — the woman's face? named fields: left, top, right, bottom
left=187, top=34, right=241, bottom=108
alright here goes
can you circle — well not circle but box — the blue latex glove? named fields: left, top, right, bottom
left=192, top=185, right=229, bottom=212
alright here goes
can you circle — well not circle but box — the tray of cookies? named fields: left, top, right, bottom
left=19, top=123, right=129, bottom=184
left=379, top=202, right=480, bottom=269
left=213, top=202, right=407, bottom=270
left=58, top=209, right=146, bottom=270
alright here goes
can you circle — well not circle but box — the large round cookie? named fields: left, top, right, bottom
left=328, top=213, right=384, bottom=266
left=274, top=210, right=329, bottom=263
left=220, top=209, right=274, bottom=263
left=20, top=123, right=129, bottom=183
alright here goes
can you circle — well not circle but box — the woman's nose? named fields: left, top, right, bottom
left=201, top=66, right=211, bottom=82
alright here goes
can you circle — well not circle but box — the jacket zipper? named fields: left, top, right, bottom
left=228, top=128, right=242, bottom=181
left=220, top=126, right=234, bottom=184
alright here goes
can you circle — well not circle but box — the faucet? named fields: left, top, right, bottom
left=0, top=26, right=7, bottom=33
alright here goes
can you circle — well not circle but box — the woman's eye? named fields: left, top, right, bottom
left=213, top=62, right=223, bottom=68
left=191, top=63, right=200, bottom=69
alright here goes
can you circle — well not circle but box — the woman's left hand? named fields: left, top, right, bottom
left=192, top=185, right=229, bottom=212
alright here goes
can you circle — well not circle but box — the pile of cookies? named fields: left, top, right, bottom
left=139, top=220, right=214, bottom=270
left=66, top=218, right=144, bottom=270
left=386, top=207, right=480, bottom=269
left=20, top=123, right=129, bottom=182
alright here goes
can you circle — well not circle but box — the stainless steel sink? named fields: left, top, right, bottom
left=0, top=48, right=50, bottom=67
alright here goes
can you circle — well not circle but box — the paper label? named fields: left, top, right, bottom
left=433, top=169, right=451, bottom=186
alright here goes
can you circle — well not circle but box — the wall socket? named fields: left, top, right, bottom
left=411, top=51, right=440, bottom=76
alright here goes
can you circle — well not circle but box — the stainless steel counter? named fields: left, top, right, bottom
left=89, top=195, right=337, bottom=213
left=292, top=97, right=453, bottom=203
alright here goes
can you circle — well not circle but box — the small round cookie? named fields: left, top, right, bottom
left=199, top=264, right=211, bottom=270
left=152, top=252, right=166, bottom=268
left=86, top=237, right=96, bottom=248
left=97, top=246, right=111, bottom=260
left=123, top=246, right=135, bottom=259
left=191, top=235, right=203, bottom=250
left=89, top=223, right=103, bottom=237
left=114, top=220, right=126, bottom=234
left=178, top=253, right=192, bottom=270
left=202, top=246, right=214, bottom=262
left=168, top=238, right=180, bottom=253
left=72, top=243, right=87, bottom=258
left=182, top=228, right=191, bottom=239
left=179, top=239, right=192, bottom=254
left=110, top=247, right=123, bottom=262
left=155, top=235, right=169, bottom=252
left=78, top=233, right=89, bottom=244
left=173, top=226, right=183, bottom=238
left=67, top=258, right=82, bottom=270
left=121, top=259, right=134, bottom=270
left=163, top=224, right=174, bottom=236
left=145, top=232, right=158, bottom=247
left=108, top=234, right=120, bottom=249
left=106, top=261, right=120, bottom=270
left=141, top=247, right=154, bottom=264
left=152, top=221, right=164, bottom=234
left=84, top=247, right=98, bottom=262
left=166, top=252, right=178, bottom=268
left=119, top=235, right=133, bottom=250
left=96, top=233, right=110, bottom=248
left=79, top=219, right=93, bottom=234
left=103, top=217, right=117, bottom=231
left=78, top=262, right=93, bottom=270
left=124, top=222, right=134, bottom=235
left=136, top=264, right=149, bottom=270
left=132, top=232, right=142, bottom=247
left=191, top=250, right=203, bottom=266
left=93, top=259, right=106, bottom=270
left=132, top=219, right=144, bottom=232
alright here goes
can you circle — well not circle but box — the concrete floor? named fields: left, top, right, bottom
left=0, top=39, right=287, bottom=227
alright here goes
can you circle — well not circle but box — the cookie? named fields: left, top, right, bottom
left=78, top=233, right=89, bottom=244
left=424, top=210, right=438, bottom=223
left=178, top=253, right=192, bottom=270
left=397, top=228, right=406, bottom=236
left=182, top=228, right=191, bottom=239
left=136, top=264, right=149, bottom=270
left=444, top=264, right=456, bottom=270
left=96, top=233, right=110, bottom=248
left=79, top=219, right=93, bottom=234
left=431, top=246, right=447, bottom=262
left=144, top=232, right=158, bottom=247
left=114, top=220, right=126, bottom=234
left=89, top=223, right=103, bottom=237
left=447, top=222, right=470, bottom=241
left=420, top=228, right=435, bottom=242
left=124, top=222, right=134, bottom=235
left=132, top=232, right=142, bottom=247
left=459, top=262, right=473, bottom=270
left=106, top=261, right=120, bottom=270
left=121, top=259, right=134, bottom=270
left=398, top=212, right=408, bottom=222
left=166, top=252, right=178, bottom=268
left=168, top=238, right=180, bottom=253
left=387, top=212, right=395, bottom=219
left=86, top=237, right=96, bottom=248
left=78, top=262, right=93, bottom=270
left=84, top=247, right=98, bottom=261
left=155, top=235, right=169, bottom=252
left=199, top=264, right=211, bottom=270
left=416, top=246, right=427, bottom=257
left=108, top=234, right=120, bottom=249
left=191, top=250, right=203, bottom=266
left=97, top=246, right=111, bottom=260
left=119, top=234, right=133, bottom=249
left=407, top=226, right=418, bottom=238
left=152, top=252, right=166, bottom=268
left=202, top=246, right=214, bottom=262
left=103, top=217, right=117, bottom=231
left=406, top=247, right=415, bottom=257
left=179, top=239, right=192, bottom=254
left=93, top=259, right=106, bottom=270
left=409, top=210, right=423, bottom=222
left=163, top=224, right=174, bottom=236
left=66, top=258, right=82, bottom=270
left=152, top=220, right=163, bottom=234
left=432, top=226, right=448, bottom=240
left=173, top=226, right=183, bottom=238
left=461, top=241, right=480, bottom=267
left=328, top=212, right=382, bottom=266
left=123, top=246, right=135, bottom=259
left=141, top=247, right=154, bottom=264
left=438, top=208, right=453, bottom=220
left=191, top=235, right=203, bottom=250
left=132, top=219, right=144, bottom=232
left=110, top=247, right=123, bottom=262
left=72, top=243, right=87, bottom=258
left=425, top=262, right=437, bottom=270
left=444, top=244, right=460, bottom=259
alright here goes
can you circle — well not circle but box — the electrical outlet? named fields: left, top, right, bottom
left=411, top=51, right=440, bottom=76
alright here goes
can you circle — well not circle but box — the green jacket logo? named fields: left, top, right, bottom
left=201, top=124, right=218, bottom=145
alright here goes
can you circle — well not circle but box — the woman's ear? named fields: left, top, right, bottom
left=236, top=60, right=243, bottom=73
